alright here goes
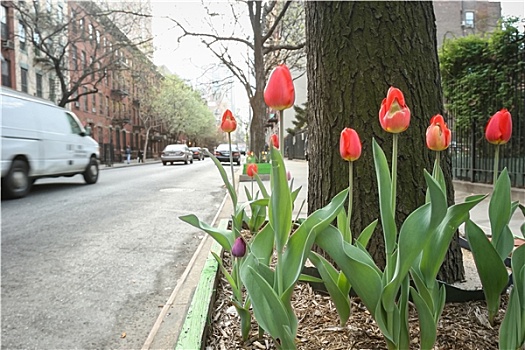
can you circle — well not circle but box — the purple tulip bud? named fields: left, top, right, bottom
left=232, top=237, right=246, bottom=258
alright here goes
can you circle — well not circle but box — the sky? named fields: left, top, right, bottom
left=150, top=1, right=525, bottom=120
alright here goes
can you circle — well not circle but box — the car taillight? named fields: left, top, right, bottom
left=215, top=152, right=220, bottom=156
left=233, top=152, right=239, bottom=156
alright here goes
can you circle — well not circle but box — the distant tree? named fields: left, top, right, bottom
left=168, top=1, right=306, bottom=156
left=149, top=75, right=217, bottom=145
left=12, top=1, right=151, bottom=107
left=286, top=102, right=308, bottom=135
left=439, top=17, right=524, bottom=130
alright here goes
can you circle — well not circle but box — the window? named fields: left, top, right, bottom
left=83, top=87, right=88, bottom=111
left=65, top=113, right=82, bottom=134
left=49, top=77, right=55, bottom=102
left=1, top=5, right=8, bottom=40
left=71, top=10, right=77, bottom=33
left=99, top=92, right=103, bottom=112
left=96, top=30, right=100, bottom=45
left=1, top=58, right=11, bottom=87
left=33, top=31, right=41, bottom=56
left=36, top=73, right=43, bottom=97
left=19, top=23, right=26, bottom=51
left=20, top=68, right=28, bottom=93
left=46, top=0, right=52, bottom=13
left=92, top=93, right=96, bottom=113
left=81, top=51, right=86, bottom=69
left=79, top=18, right=84, bottom=36
left=72, top=46, right=78, bottom=70
left=465, top=11, right=475, bottom=28
left=106, top=96, right=109, bottom=116
left=103, top=37, right=107, bottom=52
left=88, top=23, right=93, bottom=41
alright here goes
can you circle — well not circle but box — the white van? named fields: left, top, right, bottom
left=1, top=88, right=100, bottom=199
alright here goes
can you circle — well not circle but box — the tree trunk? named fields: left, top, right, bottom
left=305, top=1, right=463, bottom=282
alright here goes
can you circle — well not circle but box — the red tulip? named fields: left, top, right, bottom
left=221, top=109, right=237, bottom=133
left=231, top=236, right=246, bottom=258
left=264, top=64, right=295, bottom=110
left=426, top=114, right=451, bottom=151
left=270, top=134, right=279, bottom=149
left=246, top=163, right=258, bottom=178
left=485, top=108, right=512, bottom=145
left=378, top=87, right=411, bottom=133
left=339, top=128, right=362, bottom=161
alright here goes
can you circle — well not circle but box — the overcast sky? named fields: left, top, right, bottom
left=151, top=1, right=524, bottom=83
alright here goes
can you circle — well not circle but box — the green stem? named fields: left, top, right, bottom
left=228, top=133, right=236, bottom=190
left=346, top=161, right=353, bottom=243
left=391, top=134, right=398, bottom=213
left=493, top=144, right=500, bottom=186
left=233, top=258, right=242, bottom=302
left=251, top=178, right=254, bottom=199
left=277, top=250, right=284, bottom=295
left=435, top=151, right=440, bottom=173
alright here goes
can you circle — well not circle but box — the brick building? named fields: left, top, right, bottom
left=433, top=0, right=502, bottom=47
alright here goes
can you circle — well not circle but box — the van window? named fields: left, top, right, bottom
left=65, top=113, right=83, bottom=134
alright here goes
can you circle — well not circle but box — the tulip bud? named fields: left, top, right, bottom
left=287, top=171, right=292, bottom=181
left=485, top=108, right=512, bottom=145
left=339, top=127, right=362, bottom=161
left=221, top=109, right=237, bottom=133
left=270, top=134, right=279, bottom=149
left=426, top=114, right=451, bottom=151
left=232, top=236, right=246, bottom=258
left=247, top=163, right=258, bottom=178
left=378, top=86, right=411, bottom=133
left=264, top=64, right=295, bottom=110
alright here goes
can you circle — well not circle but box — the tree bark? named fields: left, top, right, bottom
left=305, top=1, right=463, bottom=282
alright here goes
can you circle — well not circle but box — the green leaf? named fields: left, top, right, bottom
left=418, top=194, right=486, bottom=285
left=208, top=152, right=237, bottom=206
left=316, top=226, right=382, bottom=316
left=179, top=214, right=235, bottom=250
left=299, top=274, right=323, bottom=283
left=499, top=282, right=522, bottom=350
left=410, top=287, right=438, bottom=350
left=241, top=266, right=297, bottom=349
left=489, top=168, right=513, bottom=260
left=309, top=252, right=351, bottom=326
left=356, top=220, right=378, bottom=248
left=372, top=139, right=397, bottom=254
left=211, top=252, right=239, bottom=297
left=249, top=222, right=274, bottom=265
left=269, top=147, right=292, bottom=253
left=384, top=171, right=447, bottom=309
left=282, top=189, right=348, bottom=295
left=337, top=208, right=351, bottom=243
left=465, top=219, right=509, bottom=324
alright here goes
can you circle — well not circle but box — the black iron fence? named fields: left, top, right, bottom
left=445, top=38, right=525, bottom=188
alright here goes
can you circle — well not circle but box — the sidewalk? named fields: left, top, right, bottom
left=99, top=157, right=161, bottom=170
left=148, top=159, right=525, bottom=349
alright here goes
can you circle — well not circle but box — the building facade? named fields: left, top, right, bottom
left=1, top=0, right=168, bottom=164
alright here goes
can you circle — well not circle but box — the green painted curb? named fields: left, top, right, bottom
left=174, top=220, right=227, bottom=350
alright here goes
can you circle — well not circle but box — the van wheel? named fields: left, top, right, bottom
left=83, top=157, right=99, bottom=184
left=2, top=159, right=31, bottom=199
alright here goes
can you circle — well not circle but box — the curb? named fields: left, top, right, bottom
left=452, top=180, right=525, bottom=203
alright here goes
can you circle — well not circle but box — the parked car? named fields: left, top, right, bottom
left=189, top=147, right=205, bottom=161
left=1, top=88, right=100, bottom=199
left=214, top=143, right=241, bottom=166
left=202, top=147, right=210, bottom=157
left=161, top=144, right=193, bottom=165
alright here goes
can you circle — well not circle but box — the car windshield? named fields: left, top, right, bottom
left=217, top=144, right=238, bottom=151
left=165, top=145, right=186, bottom=151
left=189, top=147, right=200, bottom=151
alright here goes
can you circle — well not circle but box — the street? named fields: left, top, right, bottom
left=1, top=160, right=225, bottom=349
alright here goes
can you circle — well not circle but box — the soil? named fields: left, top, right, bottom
left=205, top=248, right=511, bottom=350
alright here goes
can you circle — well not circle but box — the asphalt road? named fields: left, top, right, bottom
left=1, top=159, right=226, bottom=349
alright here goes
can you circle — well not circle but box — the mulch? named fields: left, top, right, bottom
left=205, top=250, right=510, bottom=350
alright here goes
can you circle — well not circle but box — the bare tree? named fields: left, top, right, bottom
left=168, top=0, right=306, bottom=156
left=12, top=1, right=152, bottom=107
